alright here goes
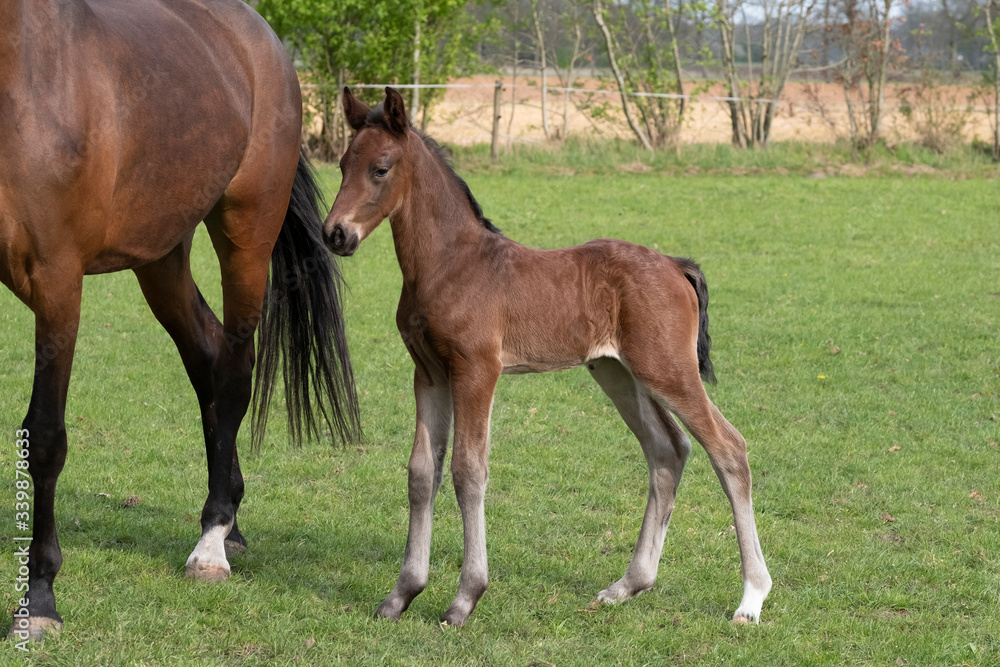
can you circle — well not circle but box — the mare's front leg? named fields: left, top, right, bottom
left=376, top=369, right=452, bottom=620
left=440, top=359, right=501, bottom=627
left=9, top=270, right=83, bottom=641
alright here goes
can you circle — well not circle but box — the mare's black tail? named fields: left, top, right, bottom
left=675, top=258, right=717, bottom=384
left=251, top=150, right=362, bottom=448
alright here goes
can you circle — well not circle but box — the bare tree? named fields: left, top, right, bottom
left=531, top=0, right=552, bottom=139
left=716, top=0, right=817, bottom=147
left=593, top=0, right=689, bottom=149
left=829, top=0, right=904, bottom=148
left=593, top=0, right=654, bottom=149
left=412, top=6, right=422, bottom=122
left=505, top=1, right=524, bottom=147
left=552, top=5, right=588, bottom=140
left=983, top=0, right=1000, bottom=159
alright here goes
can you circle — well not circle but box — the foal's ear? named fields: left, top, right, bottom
left=383, top=87, right=409, bottom=137
left=343, top=87, right=370, bottom=132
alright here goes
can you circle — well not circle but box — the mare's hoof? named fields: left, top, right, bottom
left=8, top=616, right=61, bottom=642
left=224, top=538, right=247, bottom=558
left=732, top=611, right=757, bottom=625
left=185, top=562, right=230, bottom=582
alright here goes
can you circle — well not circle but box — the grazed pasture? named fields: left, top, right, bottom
left=1, top=168, right=997, bottom=665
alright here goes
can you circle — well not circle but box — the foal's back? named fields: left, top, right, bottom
left=481, top=237, right=699, bottom=377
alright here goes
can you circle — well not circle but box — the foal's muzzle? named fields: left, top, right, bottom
left=326, top=223, right=360, bottom=257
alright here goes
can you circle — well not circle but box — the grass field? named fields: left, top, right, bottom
left=1, top=162, right=998, bottom=665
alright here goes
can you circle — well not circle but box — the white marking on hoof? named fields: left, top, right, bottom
left=8, top=616, right=61, bottom=642
left=185, top=523, right=232, bottom=582
left=732, top=577, right=771, bottom=624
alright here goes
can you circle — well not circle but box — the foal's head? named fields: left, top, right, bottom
left=325, top=87, right=411, bottom=256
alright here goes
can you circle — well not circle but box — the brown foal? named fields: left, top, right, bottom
left=327, top=87, right=771, bottom=626
left=1, top=0, right=358, bottom=640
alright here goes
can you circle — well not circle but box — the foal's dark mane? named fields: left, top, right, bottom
left=366, top=104, right=501, bottom=234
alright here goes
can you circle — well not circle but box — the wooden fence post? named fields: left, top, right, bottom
left=491, top=80, right=502, bottom=164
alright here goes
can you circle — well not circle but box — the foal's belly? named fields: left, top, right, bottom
left=499, top=341, right=620, bottom=375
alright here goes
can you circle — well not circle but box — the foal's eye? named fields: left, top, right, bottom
left=374, top=167, right=389, bottom=178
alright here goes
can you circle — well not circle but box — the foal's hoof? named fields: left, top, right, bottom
left=185, top=562, right=230, bottom=582
left=595, top=589, right=623, bottom=605
left=439, top=607, right=471, bottom=627
left=224, top=538, right=247, bottom=558
left=8, top=616, right=61, bottom=642
left=732, top=610, right=759, bottom=625
left=374, top=598, right=405, bottom=622
left=595, top=580, right=651, bottom=605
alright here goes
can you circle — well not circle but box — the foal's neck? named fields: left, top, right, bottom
left=389, top=136, right=493, bottom=289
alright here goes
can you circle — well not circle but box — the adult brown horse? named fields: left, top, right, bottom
left=326, top=87, right=772, bottom=627
left=1, top=0, right=359, bottom=640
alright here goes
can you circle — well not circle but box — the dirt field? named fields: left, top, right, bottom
left=407, top=74, right=995, bottom=147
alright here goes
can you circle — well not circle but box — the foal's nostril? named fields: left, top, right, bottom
left=331, top=225, right=346, bottom=249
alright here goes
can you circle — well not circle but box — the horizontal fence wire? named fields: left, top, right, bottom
left=306, top=80, right=989, bottom=110
left=305, top=81, right=781, bottom=104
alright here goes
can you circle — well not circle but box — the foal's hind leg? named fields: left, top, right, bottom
left=630, top=359, right=771, bottom=623
left=376, top=369, right=452, bottom=620
left=588, top=358, right=690, bottom=604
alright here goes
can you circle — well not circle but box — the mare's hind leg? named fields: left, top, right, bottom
left=178, top=193, right=283, bottom=581
left=376, top=369, right=452, bottom=620
left=225, top=447, right=248, bottom=556
left=8, top=269, right=83, bottom=640
left=133, top=237, right=249, bottom=565
left=627, top=353, right=771, bottom=623
left=588, top=358, right=690, bottom=604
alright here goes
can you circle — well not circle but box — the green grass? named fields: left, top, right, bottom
left=1, top=166, right=998, bottom=665
left=455, top=137, right=1000, bottom=179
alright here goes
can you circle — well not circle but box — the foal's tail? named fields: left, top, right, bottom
left=251, top=150, right=362, bottom=448
left=676, top=258, right=716, bottom=384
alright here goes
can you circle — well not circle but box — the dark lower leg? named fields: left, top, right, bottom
left=10, top=292, right=81, bottom=640
left=186, top=339, right=252, bottom=579
left=225, top=447, right=247, bottom=555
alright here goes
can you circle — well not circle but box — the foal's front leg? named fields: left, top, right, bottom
left=376, top=370, right=452, bottom=620
left=440, top=361, right=501, bottom=626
